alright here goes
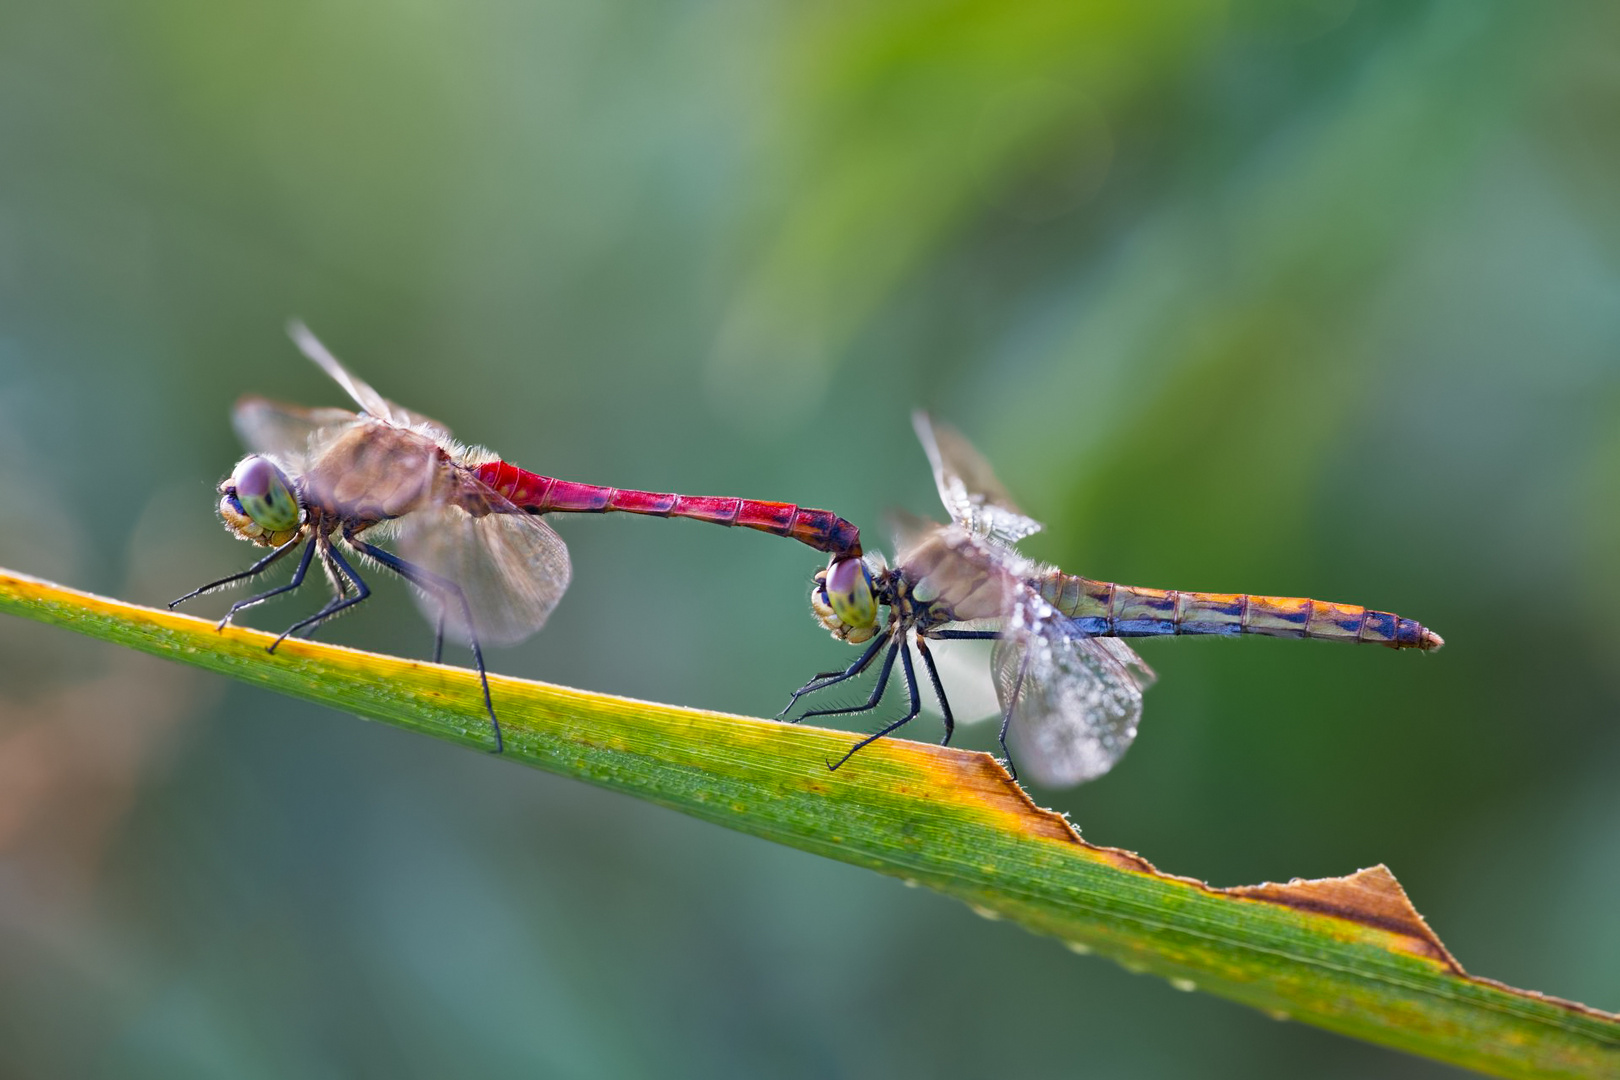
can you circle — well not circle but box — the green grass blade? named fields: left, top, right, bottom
left=1, top=566, right=1614, bottom=1079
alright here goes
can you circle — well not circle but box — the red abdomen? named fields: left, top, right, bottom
left=474, top=461, right=862, bottom=557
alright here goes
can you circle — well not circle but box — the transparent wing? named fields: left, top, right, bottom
left=391, top=485, right=573, bottom=648
left=912, top=411, right=1041, bottom=545
left=992, top=595, right=1156, bottom=787
left=886, top=508, right=949, bottom=559
left=918, top=636, right=1002, bottom=725
left=287, top=321, right=454, bottom=439
left=232, top=395, right=361, bottom=472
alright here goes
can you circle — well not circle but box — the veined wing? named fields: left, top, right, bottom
left=392, top=475, right=573, bottom=647
left=993, top=594, right=1156, bottom=787
left=233, top=396, right=362, bottom=473
left=287, top=321, right=454, bottom=440
left=912, top=411, right=1041, bottom=545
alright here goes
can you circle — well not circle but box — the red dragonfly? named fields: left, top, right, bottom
left=172, top=323, right=862, bottom=751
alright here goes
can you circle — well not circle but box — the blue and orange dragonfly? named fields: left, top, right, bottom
left=782, top=413, right=1443, bottom=787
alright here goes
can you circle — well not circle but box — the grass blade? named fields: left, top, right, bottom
left=0, top=566, right=1614, bottom=1078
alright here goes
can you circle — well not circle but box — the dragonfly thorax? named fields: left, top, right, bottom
left=219, top=455, right=304, bottom=548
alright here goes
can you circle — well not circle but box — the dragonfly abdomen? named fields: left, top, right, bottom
left=1038, top=575, right=1441, bottom=649
left=473, top=461, right=862, bottom=556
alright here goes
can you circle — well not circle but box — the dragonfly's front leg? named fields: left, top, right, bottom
left=796, top=634, right=902, bottom=732
left=777, top=631, right=889, bottom=720
left=216, top=538, right=319, bottom=631
left=169, top=533, right=306, bottom=613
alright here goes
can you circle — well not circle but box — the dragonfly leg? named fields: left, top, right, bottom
left=912, top=637, right=954, bottom=747
left=432, top=607, right=445, bottom=666
left=930, top=629, right=1000, bottom=641
left=268, top=537, right=371, bottom=652
left=209, top=537, right=317, bottom=630
left=797, top=635, right=901, bottom=727
left=995, top=649, right=1033, bottom=784
left=169, top=533, right=305, bottom=610
left=777, top=631, right=889, bottom=720
left=828, top=642, right=923, bottom=772
left=345, top=534, right=502, bottom=755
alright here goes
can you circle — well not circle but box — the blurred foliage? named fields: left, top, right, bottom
left=2, top=0, right=1618, bottom=1076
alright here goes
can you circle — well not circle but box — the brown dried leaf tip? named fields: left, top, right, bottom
left=1227, top=865, right=1459, bottom=970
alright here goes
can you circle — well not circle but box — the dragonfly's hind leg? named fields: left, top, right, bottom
left=777, top=632, right=889, bottom=720
left=345, top=533, right=503, bottom=755
left=992, top=648, right=1033, bottom=784
left=827, top=642, right=923, bottom=772
left=168, top=533, right=306, bottom=613
left=268, top=537, right=370, bottom=651
left=927, top=629, right=1004, bottom=754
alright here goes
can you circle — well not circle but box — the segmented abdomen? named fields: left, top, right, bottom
left=1036, top=574, right=1442, bottom=650
left=473, top=461, right=862, bottom=557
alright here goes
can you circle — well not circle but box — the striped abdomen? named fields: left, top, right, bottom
left=473, top=461, right=862, bottom=558
left=1036, top=574, right=1442, bottom=650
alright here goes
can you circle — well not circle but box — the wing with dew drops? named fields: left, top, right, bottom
left=390, top=476, right=573, bottom=648
left=912, top=411, right=1042, bottom=546
left=286, top=321, right=454, bottom=439
left=992, top=596, right=1157, bottom=787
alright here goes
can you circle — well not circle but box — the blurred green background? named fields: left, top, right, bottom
left=2, top=0, right=1617, bottom=1075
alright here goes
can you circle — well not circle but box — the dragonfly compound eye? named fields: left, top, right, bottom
left=811, top=557, right=878, bottom=642
left=219, top=455, right=301, bottom=543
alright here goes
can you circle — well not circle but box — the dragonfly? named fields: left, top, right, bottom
left=172, top=323, right=863, bottom=752
left=782, top=412, right=1443, bottom=787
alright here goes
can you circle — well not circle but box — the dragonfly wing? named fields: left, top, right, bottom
left=886, top=508, right=948, bottom=561
left=918, top=636, right=1003, bottom=725
left=992, top=596, right=1155, bottom=787
left=233, top=396, right=361, bottom=471
left=391, top=481, right=573, bottom=648
left=287, top=321, right=454, bottom=440
left=912, top=411, right=1042, bottom=545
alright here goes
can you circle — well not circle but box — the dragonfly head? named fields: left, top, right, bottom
left=811, top=555, right=884, bottom=643
left=219, top=455, right=303, bottom=547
